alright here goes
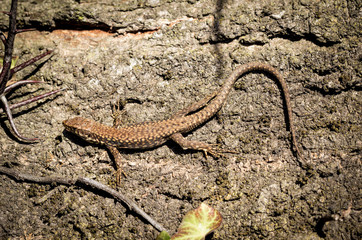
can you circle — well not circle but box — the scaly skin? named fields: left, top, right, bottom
left=63, top=62, right=304, bottom=162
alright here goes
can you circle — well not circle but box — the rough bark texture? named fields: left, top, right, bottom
left=0, top=0, right=361, bottom=239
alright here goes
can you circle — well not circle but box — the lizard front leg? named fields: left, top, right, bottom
left=107, top=100, right=127, bottom=186
left=106, top=145, right=124, bottom=185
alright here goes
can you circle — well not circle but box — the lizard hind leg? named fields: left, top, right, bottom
left=170, top=133, right=238, bottom=158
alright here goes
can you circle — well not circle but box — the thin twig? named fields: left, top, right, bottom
left=0, top=62, right=11, bottom=89
left=15, top=28, right=36, bottom=34
left=10, top=50, right=54, bottom=77
left=0, top=95, right=38, bottom=142
left=0, top=166, right=75, bottom=185
left=77, top=178, right=168, bottom=232
left=1, top=11, right=11, bottom=16
left=4, top=80, right=43, bottom=94
left=0, top=166, right=168, bottom=233
left=0, top=88, right=65, bottom=114
left=0, top=31, right=6, bottom=45
left=0, top=0, right=18, bottom=93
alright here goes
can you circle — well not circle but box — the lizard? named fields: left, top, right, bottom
left=63, top=62, right=306, bottom=182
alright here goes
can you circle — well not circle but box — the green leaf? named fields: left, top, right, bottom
left=156, top=231, right=171, bottom=240
left=171, top=203, right=222, bottom=240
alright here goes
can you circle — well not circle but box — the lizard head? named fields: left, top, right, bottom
left=62, top=117, right=98, bottom=141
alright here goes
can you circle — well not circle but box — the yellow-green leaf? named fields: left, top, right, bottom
left=171, top=203, right=222, bottom=240
left=156, top=231, right=171, bottom=240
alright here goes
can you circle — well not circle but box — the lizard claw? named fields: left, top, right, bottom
left=115, top=168, right=127, bottom=186
left=203, top=144, right=239, bottom=158
left=111, top=98, right=127, bottom=128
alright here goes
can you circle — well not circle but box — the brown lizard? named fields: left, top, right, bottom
left=63, top=62, right=305, bottom=181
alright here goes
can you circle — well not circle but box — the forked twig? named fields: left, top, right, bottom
left=1, top=88, right=65, bottom=113
left=1, top=95, right=38, bottom=141
left=0, top=166, right=167, bottom=233
left=0, top=0, right=63, bottom=142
